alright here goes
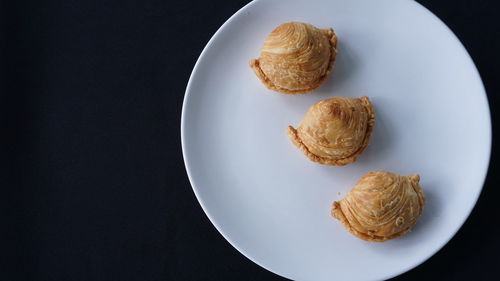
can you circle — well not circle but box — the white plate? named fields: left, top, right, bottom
left=181, top=0, right=491, bottom=280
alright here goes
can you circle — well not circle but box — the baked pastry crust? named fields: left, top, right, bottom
left=332, top=171, right=426, bottom=242
left=249, top=22, right=338, bottom=94
left=287, top=96, right=375, bottom=166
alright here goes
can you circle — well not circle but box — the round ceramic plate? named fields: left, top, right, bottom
left=181, top=0, right=491, bottom=280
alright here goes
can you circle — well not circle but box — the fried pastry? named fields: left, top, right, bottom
left=332, top=171, right=426, bottom=242
left=287, top=96, right=375, bottom=166
left=249, top=22, right=337, bottom=94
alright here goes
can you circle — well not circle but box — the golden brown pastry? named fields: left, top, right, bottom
left=332, top=171, right=426, bottom=242
left=287, top=96, right=375, bottom=166
left=249, top=22, right=337, bottom=94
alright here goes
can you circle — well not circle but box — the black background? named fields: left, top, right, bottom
left=2, top=0, right=499, bottom=280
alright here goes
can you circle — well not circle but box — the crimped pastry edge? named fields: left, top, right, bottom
left=331, top=201, right=414, bottom=242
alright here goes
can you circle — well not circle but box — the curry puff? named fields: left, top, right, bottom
left=332, top=171, right=426, bottom=242
left=249, top=22, right=337, bottom=94
left=287, top=97, right=375, bottom=166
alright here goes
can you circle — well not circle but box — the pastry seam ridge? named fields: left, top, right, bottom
left=331, top=201, right=413, bottom=242
left=250, top=28, right=338, bottom=94
left=287, top=96, right=375, bottom=166
left=410, top=176, right=426, bottom=212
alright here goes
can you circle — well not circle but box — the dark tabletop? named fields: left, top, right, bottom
left=2, top=0, right=499, bottom=280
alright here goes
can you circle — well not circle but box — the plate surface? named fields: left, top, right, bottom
left=181, top=0, right=491, bottom=280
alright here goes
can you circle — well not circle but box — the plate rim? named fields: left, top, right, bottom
left=180, top=0, right=492, bottom=280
